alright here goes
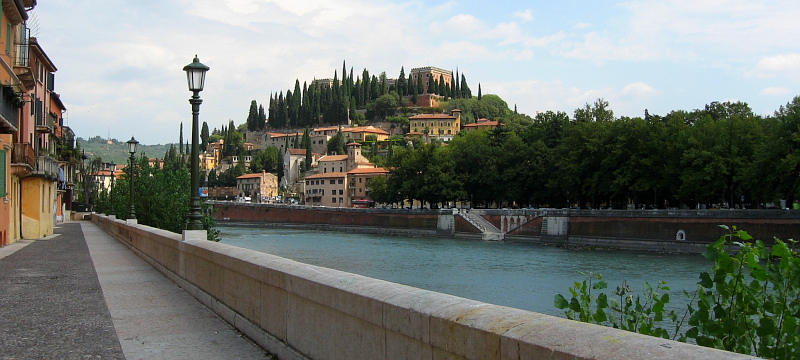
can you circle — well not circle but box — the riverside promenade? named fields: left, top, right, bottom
left=0, top=221, right=272, bottom=360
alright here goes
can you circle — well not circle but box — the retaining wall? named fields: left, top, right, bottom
left=93, top=214, right=753, bottom=360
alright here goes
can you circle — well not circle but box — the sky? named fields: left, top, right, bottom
left=31, top=0, right=800, bottom=145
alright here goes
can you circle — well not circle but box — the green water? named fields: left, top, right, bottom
left=218, top=226, right=709, bottom=317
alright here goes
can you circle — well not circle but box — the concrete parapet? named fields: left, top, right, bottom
left=92, top=214, right=758, bottom=360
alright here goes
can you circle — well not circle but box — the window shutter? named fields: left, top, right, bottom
left=0, top=150, right=6, bottom=197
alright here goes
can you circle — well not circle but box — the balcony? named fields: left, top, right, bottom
left=0, top=85, right=21, bottom=133
left=11, top=142, right=34, bottom=176
left=32, top=155, right=59, bottom=180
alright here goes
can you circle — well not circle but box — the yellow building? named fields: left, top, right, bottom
left=408, top=109, right=462, bottom=141
left=236, top=171, right=279, bottom=201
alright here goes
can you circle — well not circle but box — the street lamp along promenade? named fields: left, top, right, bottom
left=126, top=136, right=138, bottom=220
left=183, top=55, right=209, bottom=230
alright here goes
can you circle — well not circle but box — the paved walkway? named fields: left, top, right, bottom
left=0, top=221, right=273, bottom=360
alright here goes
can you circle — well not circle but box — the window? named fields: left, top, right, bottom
left=332, top=197, right=336, bottom=203
left=329, top=179, right=335, bottom=184
left=358, top=177, right=362, bottom=183
left=338, top=179, right=343, bottom=184
left=359, top=188, right=362, bottom=194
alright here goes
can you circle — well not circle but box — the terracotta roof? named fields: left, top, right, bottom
left=287, top=149, right=307, bottom=155
left=465, top=120, right=504, bottom=128
left=237, top=173, right=273, bottom=179
left=341, top=126, right=390, bottom=135
left=312, top=126, right=340, bottom=132
left=347, top=167, right=389, bottom=175
left=318, top=155, right=348, bottom=162
left=409, top=114, right=457, bottom=120
left=304, top=172, right=348, bottom=179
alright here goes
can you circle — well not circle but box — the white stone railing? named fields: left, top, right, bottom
left=93, top=214, right=756, bottom=360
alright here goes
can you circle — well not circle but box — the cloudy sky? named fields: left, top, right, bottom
left=32, top=0, right=800, bottom=145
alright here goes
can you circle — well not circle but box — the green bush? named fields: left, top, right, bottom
left=555, top=226, right=799, bottom=359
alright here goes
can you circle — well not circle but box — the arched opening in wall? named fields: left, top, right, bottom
left=676, top=229, right=686, bottom=241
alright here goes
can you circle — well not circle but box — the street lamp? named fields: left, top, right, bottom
left=126, top=136, right=139, bottom=220
left=183, top=55, right=209, bottom=230
left=108, top=162, right=115, bottom=216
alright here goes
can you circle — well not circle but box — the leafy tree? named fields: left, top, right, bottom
left=327, top=131, right=346, bottom=155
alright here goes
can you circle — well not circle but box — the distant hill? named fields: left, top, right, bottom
left=77, top=137, right=174, bottom=165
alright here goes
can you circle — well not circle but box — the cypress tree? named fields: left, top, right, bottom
left=454, top=69, right=460, bottom=98
left=362, top=69, right=370, bottom=104
left=461, top=74, right=471, bottom=98
left=179, top=122, right=184, bottom=154
left=246, top=100, right=258, bottom=131
left=258, top=104, right=267, bottom=130
left=397, top=67, right=406, bottom=96
left=477, top=83, right=482, bottom=100
left=201, top=121, right=210, bottom=151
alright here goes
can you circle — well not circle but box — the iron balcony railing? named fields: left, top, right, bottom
left=12, top=142, right=34, bottom=168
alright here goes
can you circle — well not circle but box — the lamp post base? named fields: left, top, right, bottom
left=182, top=230, right=207, bottom=241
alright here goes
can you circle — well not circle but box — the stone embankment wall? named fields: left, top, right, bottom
left=213, top=202, right=441, bottom=234
left=213, top=203, right=797, bottom=252
left=542, top=209, right=799, bottom=252
left=93, top=214, right=752, bottom=360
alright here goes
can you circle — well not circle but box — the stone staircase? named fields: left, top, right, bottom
left=457, top=211, right=504, bottom=241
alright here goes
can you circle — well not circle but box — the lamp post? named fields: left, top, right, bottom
left=126, top=137, right=139, bottom=220
left=183, top=55, right=209, bottom=230
left=108, top=162, right=115, bottom=216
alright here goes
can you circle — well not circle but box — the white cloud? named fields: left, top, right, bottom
left=431, top=14, right=485, bottom=36
left=622, top=82, right=660, bottom=97
left=756, top=54, right=800, bottom=71
left=760, top=87, right=792, bottom=96
left=513, top=9, right=533, bottom=22
left=574, top=22, right=591, bottom=29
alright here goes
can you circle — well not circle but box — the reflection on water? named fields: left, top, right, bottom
left=218, top=226, right=708, bottom=317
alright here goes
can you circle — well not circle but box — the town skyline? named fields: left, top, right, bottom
left=33, top=0, right=800, bottom=145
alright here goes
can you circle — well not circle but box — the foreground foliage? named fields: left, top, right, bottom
left=95, top=155, right=220, bottom=241
left=555, top=227, right=799, bottom=359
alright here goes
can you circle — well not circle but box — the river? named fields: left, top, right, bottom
left=218, top=225, right=709, bottom=318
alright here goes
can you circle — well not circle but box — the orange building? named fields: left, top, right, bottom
left=347, top=167, right=389, bottom=207
left=463, top=118, right=505, bottom=132
left=0, top=0, right=72, bottom=244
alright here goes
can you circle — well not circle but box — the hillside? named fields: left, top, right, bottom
left=77, top=138, right=174, bottom=165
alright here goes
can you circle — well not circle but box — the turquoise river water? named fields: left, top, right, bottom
left=218, top=226, right=710, bottom=317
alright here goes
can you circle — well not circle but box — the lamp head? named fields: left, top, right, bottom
left=127, top=136, right=139, bottom=154
left=183, top=55, right=210, bottom=92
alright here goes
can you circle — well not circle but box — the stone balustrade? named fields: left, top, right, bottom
left=93, top=214, right=756, bottom=360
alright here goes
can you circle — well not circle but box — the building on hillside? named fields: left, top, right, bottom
left=313, top=78, right=334, bottom=88
left=463, top=118, right=505, bottom=132
left=408, top=109, right=462, bottom=141
left=282, top=148, right=322, bottom=188
left=264, top=132, right=302, bottom=153
left=347, top=167, right=389, bottom=207
left=303, top=172, right=347, bottom=207
left=148, top=158, right=165, bottom=169
left=236, top=171, right=278, bottom=201
left=317, top=143, right=372, bottom=174
left=410, top=67, right=453, bottom=95
left=201, top=139, right=224, bottom=172
left=340, top=126, right=390, bottom=142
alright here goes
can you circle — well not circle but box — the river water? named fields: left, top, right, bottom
left=218, top=226, right=710, bottom=317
